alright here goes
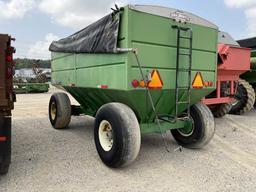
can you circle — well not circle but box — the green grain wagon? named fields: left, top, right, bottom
left=49, top=5, right=218, bottom=167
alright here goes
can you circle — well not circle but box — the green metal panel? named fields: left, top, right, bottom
left=52, top=53, right=127, bottom=89
left=51, top=53, right=75, bottom=71
left=127, top=8, right=217, bottom=52
left=76, top=63, right=126, bottom=89
left=241, top=70, right=256, bottom=84
left=52, top=70, right=76, bottom=86
left=51, top=5, right=218, bottom=133
left=241, top=52, right=256, bottom=84
left=125, top=7, right=217, bottom=92
left=251, top=50, right=256, bottom=57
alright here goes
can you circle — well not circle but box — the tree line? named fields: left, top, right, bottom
left=14, top=58, right=51, bottom=69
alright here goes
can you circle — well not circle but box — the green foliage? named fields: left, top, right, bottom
left=14, top=58, right=51, bottom=69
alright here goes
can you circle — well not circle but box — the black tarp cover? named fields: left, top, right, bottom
left=49, top=13, right=120, bottom=53
left=238, top=37, right=256, bottom=49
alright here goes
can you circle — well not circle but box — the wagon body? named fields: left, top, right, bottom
left=51, top=5, right=218, bottom=131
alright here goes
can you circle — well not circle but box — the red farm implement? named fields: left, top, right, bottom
left=202, top=32, right=254, bottom=117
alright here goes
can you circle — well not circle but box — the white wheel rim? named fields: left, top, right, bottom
left=231, top=100, right=239, bottom=106
left=177, top=127, right=194, bottom=137
left=98, top=120, right=114, bottom=151
left=50, top=102, right=57, bottom=120
left=177, top=119, right=195, bottom=137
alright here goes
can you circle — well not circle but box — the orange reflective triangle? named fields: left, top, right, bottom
left=192, top=72, right=204, bottom=89
left=148, top=70, right=163, bottom=89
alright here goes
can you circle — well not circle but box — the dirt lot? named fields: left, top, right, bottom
left=1, top=88, right=256, bottom=192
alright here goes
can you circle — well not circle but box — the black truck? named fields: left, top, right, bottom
left=0, top=34, right=15, bottom=174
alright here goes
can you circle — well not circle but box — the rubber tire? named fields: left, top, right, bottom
left=49, top=92, right=71, bottom=129
left=0, top=164, right=9, bottom=175
left=253, top=85, right=256, bottom=108
left=0, top=116, right=11, bottom=175
left=210, top=103, right=232, bottom=118
left=171, top=103, right=215, bottom=149
left=229, top=79, right=255, bottom=115
left=94, top=103, right=141, bottom=168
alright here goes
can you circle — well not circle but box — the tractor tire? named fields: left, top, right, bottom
left=229, top=79, right=255, bottom=115
left=253, top=85, right=256, bottom=108
left=0, top=116, right=11, bottom=175
left=210, top=103, right=232, bottom=118
left=94, top=103, right=141, bottom=168
left=49, top=92, right=71, bottom=129
left=171, top=103, right=215, bottom=149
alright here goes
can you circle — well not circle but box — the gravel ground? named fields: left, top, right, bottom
left=1, top=88, right=256, bottom=192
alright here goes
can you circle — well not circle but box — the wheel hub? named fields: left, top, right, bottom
left=177, top=118, right=195, bottom=137
left=98, top=120, right=114, bottom=151
left=50, top=102, right=57, bottom=120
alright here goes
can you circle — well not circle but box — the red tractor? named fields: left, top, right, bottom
left=202, top=32, right=255, bottom=117
left=0, top=34, right=15, bottom=174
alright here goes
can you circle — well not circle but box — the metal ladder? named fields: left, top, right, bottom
left=172, top=25, right=193, bottom=121
left=118, top=26, right=193, bottom=151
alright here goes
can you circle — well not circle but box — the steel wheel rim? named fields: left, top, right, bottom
left=98, top=120, right=114, bottom=152
left=50, top=102, right=57, bottom=120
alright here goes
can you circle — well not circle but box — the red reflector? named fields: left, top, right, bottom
left=204, top=81, right=209, bottom=87
left=98, top=85, right=108, bottom=89
left=6, top=55, right=13, bottom=62
left=0, top=137, right=7, bottom=142
left=132, top=80, right=140, bottom=88
left=204, top=81, right=214, bottom=87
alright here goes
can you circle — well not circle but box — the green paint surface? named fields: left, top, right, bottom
left=241, top=52, right=256, bottom=84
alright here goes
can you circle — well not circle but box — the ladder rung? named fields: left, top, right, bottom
left=178, top=86, right=190, bottom=89
left=179, top=53, right=191, bottom=56
left=177, top=101, right=189, bottom=104
left=180, top=36, right=192, bottom=40
left=178, top=68, right=191, bottom=72
left=172, top=25, right=191, bottom=31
